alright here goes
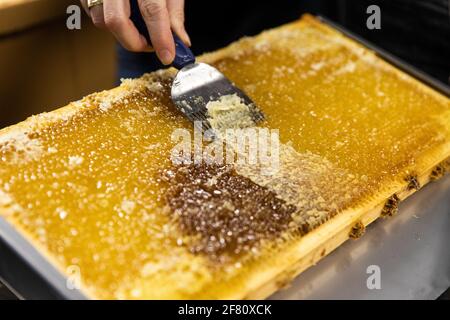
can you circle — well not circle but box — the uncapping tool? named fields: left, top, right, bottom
left=130, top=7, right=265, bottom=131
left=169, top=39, right=265, bottom=130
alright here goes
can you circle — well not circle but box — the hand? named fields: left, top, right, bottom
left=80, top=0, right=191, bottom=65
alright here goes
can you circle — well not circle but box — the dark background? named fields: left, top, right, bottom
left=187, top=0, right=450, bottom=86
left=188, top=0, right=450, bottom=86
left=121, top=0, right=450, bottom=86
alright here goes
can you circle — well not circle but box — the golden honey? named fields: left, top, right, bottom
left=0, top=15, right=449, bottom=299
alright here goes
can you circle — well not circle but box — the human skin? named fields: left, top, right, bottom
left=80, top=0, right=191, bottom=65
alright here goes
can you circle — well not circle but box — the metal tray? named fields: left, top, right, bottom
left=0, top=15, right=449, bottom=300
left=0, top=218, right=86, bottom=299
left=271, top=174, right=450, bottom=299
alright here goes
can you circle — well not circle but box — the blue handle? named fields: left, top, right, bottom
left=130, top=0, right=195, bottom=69
left=172, top=33, right=196, bottom=69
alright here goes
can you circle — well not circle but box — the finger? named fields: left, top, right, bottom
left=90, top=3, right=106, bottom=29
left=167, top=0, right=190, bottom=46
left=80, top=0, right=91, bottom=17
left=103, top=0, right=150, bottom=52
left=138, top=0, right=175, bottom=65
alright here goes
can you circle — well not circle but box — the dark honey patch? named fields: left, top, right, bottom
left=162, top=164, right=297, bottom=261
left=381, top=194, right=400, bottom=218
left=320, top=248, right=326, bottom=257
left=349, top=221, right=365, bottom=239
left=404, top=174, right=420, bottom=191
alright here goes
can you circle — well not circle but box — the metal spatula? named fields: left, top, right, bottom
left=170, top=36, right=265, bottom=131
left=130, top=5, right=264, bottom=131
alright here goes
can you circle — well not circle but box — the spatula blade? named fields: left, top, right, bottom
left=171, top=63, right=265, bottom=130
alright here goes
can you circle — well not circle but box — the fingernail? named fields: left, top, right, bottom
left=159, top=49, right=173, bottom=65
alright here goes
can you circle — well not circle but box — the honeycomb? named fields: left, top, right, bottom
left=0, top=15, right=449, bottom=299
